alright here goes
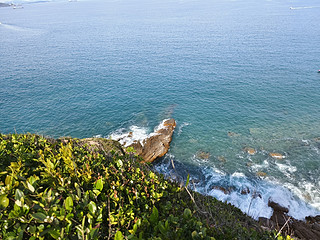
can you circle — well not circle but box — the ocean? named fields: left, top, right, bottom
left=1, top=0, right=320, bottom=220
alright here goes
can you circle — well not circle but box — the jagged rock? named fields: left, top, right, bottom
left=240, top=187, right=250, bottom=195
left=306, top=215, right=320, bottom=224
left=128, top=119, right=176, bottom=163
left=259, top=201, right=320, bottom=239
left=269, top=152, right=285, bottom=159
left=268, top=201, right=289, bottom=213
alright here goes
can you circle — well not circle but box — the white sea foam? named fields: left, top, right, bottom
left=196, top=166, right=320, bottom=220
left=178, top=122, right=191, bottom=135
left=275, top=162, right=297, bottom=174
left=250, top=160, right=269, bottom=172
left=154, top=154, right=320, bottom=220
left=110, top=119, right=171, bottom=147
left=153, top=118, right=170, bottom=133
left=232, top=172, right=245, bottom=178
left=110, top=126, right=149, bottom=147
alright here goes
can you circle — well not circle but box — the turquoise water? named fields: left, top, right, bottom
left=1, top=0, right=320, bottom=219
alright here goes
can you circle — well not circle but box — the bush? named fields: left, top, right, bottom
left=0, top=133, right=279, bottom=239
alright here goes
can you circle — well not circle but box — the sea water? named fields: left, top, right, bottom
left=1, top=0, right=320, bottom=220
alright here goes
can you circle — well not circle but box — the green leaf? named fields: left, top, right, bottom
left=115, top=231, right=124, bottom=240
left=88, top=201, right=97, bottom=215
left=185, top=174, right=190, bottom=188
left=65, top=196, right=73, bottom=211
left=0, top=195, right=9, bottom=208
left=149, top=206, right=159, bottom=225
left=95, top=178, right=103, bottom=191
left=27, top=181, right=35, bottom=193
left=183, top=208, right=192, bottom=219
left=28, top=225, right=37, bottom=234
left=32, top=212, right=47, bottom=222
left=15, top=189, right=24, bottom=200
left=49, top=229, right=61, bottom=239
left=5, top=175, right=12, bottom=187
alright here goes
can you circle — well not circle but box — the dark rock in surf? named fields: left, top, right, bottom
left=263, top=201, right=320, bottom=239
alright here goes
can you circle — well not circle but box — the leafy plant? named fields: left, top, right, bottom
left=0, top=133, right=283, bottom=239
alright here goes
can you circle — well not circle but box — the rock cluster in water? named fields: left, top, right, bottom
left=124, top=119, right=176, bottom=163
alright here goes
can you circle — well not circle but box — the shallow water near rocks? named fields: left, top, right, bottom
left=1, top=0, right=320, bottom=219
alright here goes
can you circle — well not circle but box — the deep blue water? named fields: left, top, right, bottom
left=1, top=0, right=320, bottom=219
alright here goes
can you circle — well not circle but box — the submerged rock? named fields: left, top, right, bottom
left=217, top=156, right=227, bottom=163
left=211, top=186, right=234, bottom=195
left=269, top=152, right=285, bottom=159
left=227, top=131, right=240, bottom=137
left=127, top=119, right=176, bottom=163
left=240, top=187, right=250, bottom=195
left=244, top=147, right=256, bottom=155
left=196, top=151, right=210, bottom=160
left=256, top=171, right=267, bottom=177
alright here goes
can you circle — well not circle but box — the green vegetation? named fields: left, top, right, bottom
left=0, top=133, right=283, bottom=239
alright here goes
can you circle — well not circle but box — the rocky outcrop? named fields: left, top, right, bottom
left=269, top=152, right=285, bottom=159
left=125, top=119, right=176, bottom=163
left=259, top=201, right=320, bottom=239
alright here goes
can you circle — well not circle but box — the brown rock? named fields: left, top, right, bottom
left=241, top=187, right=250, bottom=195
left=211, top=186, right=230, bottom=194
left=292, top=220, right=320, bottom=240
left=269, top=152, right=285, bottom=159
left=128, top=119, right=176, bottom=163
left=268, top=201, right=289, bottom=213
left=244, top=147, right=256, bottom=155
left=256, top=171, right=267, bottom=177
left=306, top=215, right=320, bottom=224
left=267, top=202, right=320, bottom=239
